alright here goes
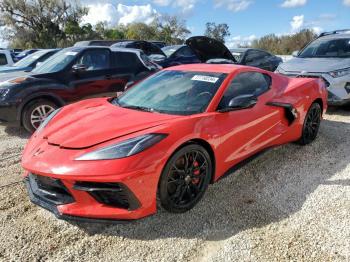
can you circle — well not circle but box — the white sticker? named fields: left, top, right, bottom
left=65, top=51, right=78, bottom=56
left=191, top=75, right=219, bottom=83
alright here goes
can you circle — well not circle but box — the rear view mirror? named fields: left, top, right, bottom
left=292, top=50, right=299, bottom=57
left=218, top=94, right=257, bottom=112
left=72, top=64, right=87, bottom=73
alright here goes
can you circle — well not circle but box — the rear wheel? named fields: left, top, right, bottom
left=158, top=144, right=212, bottom=213
left=22, top=99, right=58, bottom=133
left=298, top=103, right=321, bottom=145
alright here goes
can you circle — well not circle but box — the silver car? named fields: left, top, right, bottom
left=276, top=30, right=350, bottom=106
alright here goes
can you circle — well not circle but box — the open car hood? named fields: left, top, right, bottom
left=185, top=36, right=236, bottom=63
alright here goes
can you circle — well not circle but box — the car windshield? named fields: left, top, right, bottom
left=13, top=50, right=48, bottom=67
left=298, top=38, right=350, bottom=58
left=32, top=49, right=78, bottom=74
left=112, top=70, right=227, bottom=115
left=162, top=46, right=182, bottom=57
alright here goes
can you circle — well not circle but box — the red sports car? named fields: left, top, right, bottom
left=22, top=64, right=327, bottom=222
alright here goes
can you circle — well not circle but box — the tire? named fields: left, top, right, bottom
left=158, top=144, right=213, bottom=213
left=22, top=99, right=58, bottom=133
left=298, top=102, right=322, bottom=145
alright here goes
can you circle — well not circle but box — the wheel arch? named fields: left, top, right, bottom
left=18, top=93, right=65, bottom=125
left=312, top=98, right=324, bottom=114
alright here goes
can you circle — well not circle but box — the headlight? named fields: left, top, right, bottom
left=36, top=108, right=61, bottom=133
left=75, top=133, right=168, bottom=161
left=329, top=68, right=350, bottom=78
left=275, top=66, right=285, bottom=74
left=0, top=89, right=9, bottom=98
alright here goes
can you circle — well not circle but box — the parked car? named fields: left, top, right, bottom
left=0, top=46, right=159, bottom=132
left=111, top=40, right=166, bottom=56
left=22, top=63, right=327, bottom=221
left=74, top=40, right=120, bottom=47
left=276, top=29, right=350, bottom=106
left=0, top=49, right=60, bottom=76
left=0, top=50, right=15, bottom=67
left=152, top=36, right=236, bottom=68
left=230, top=48, right=282, bottom=71
left=16, top=49, right=40, bottom=60
left=150, top=41, right=167, bottom=49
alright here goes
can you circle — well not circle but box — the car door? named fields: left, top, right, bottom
left=69, top=48, right=117, bottom=100
left=216, top=71, right=287, bottom=169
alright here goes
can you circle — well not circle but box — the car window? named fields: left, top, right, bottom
left=77, top=49, right=110, bottom=71
left=114, top=52, right=144, bottom=70
left=0, top=54, right=7, bottom=65
left=174, top=46, right=195, bottom=57
left=245, top=50, right=264, bottom=63
left=299, top=38, right=350, bottom=58
left=218, top=72, right=271, bottom=110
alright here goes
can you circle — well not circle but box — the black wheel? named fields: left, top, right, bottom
left=298, top=103, right=321, bottom=145
left=158, top=144, right=212, bottom=213
left=22, top=99, right=58, bottom=133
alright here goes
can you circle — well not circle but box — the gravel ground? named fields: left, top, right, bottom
left=0, top=107, right=349, bottom=261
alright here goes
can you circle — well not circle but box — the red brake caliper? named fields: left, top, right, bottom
left=192, top=161, right=200, bottom=184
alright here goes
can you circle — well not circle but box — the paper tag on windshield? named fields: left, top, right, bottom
left=65, top=51, right=78, bottom=56
left=191, top=75, right=219, bottom=83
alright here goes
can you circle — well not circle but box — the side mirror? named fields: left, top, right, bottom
left=124, top=81, right=135, bottom=91
left=292, top=50, right=299, bottom=57
left=72, top=64, right=87, bottom=73
left=220, top=94, right=257, bottom=112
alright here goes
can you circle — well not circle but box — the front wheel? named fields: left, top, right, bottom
left=22, top=99, right=58, bottom=133
left=158, top=144, right=212, bottom=213
left=298, top=102, right=321, bottom=145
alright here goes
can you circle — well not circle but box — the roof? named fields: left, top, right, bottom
left=110, top=47, right=142, bottom=54
left=164, top=63, right=245, bottom=74
left=319, top=33, right=350, bottom=39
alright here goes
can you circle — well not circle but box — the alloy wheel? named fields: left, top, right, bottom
left=30, top=104, right=55, bottom=129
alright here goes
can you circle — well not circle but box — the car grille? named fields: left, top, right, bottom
left=27, top=173, right=74, bottom=205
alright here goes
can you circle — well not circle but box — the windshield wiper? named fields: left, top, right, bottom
left=121, top=104, right=157, bottom=113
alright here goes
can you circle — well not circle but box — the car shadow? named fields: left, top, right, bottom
left=3, top=126, right=30, bottom=139
left=326, top=105, right=350, bottom=116
left=70, top=116, right=350, bottom=241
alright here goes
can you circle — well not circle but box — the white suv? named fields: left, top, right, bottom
left=0, top=50, right=14, bottom=67
left=276, top=29, right=350, bottom=106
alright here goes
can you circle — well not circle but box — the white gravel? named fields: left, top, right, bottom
left=0, top=107, right=349, bottom=261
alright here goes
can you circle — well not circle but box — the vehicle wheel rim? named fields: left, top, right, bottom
left=30, top=105, right=55, bottom=129
left=304, top=106, right=321, bottom=142
left=166, top=150, right=209, bottom=208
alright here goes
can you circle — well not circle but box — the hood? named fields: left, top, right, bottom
left=0, top=66, right=30, bottom=73
left=279, top=57, right=350, bottom=73
left=185, top=36, right=236, bottom=63
left=0, top=71, right=31, bottom=83
left=42, top=98, right=181, bottom=149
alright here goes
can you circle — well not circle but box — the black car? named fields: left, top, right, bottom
left=230, top=48, right=282, bottom=71
left=74, top=40, right=120, bottom=47
left=0, top=46, right=159, bottom=132
left=152, top=36, right=236, bottom=68
left=111, top=41, right=166, bottom=56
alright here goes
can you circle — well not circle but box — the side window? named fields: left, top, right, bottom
left=218, top=72, right=271, bottom=109
left=245, top=50, right=263, bottom=64
left=174, top=46, right=195, bottom=57
left=114, top=52, right=144, bottom=71
left=0, top=54, right=8, bottom=65
left=76, top=49, right=110, bottom=71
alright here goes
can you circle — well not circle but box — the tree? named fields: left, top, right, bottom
left=204, top=22, right=230, bottom=43
left=156, top=15, right=191, bottom=44
left=125, top=22, right=157, bottom=41
left=0, top=0, right=89, bottom=48
left=251, top=29, right=317, bottom=55
left=95, top=22, right=127, bottom=40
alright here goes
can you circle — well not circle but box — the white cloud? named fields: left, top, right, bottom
left=289, top=15, right=323, bottom=34
left=290, top=15, right=304, bottom=32
left=214, top=0, right=253, bottom=12
left=343, top=0, right=350, bottom=6
left=226, top=34, right=257, bottom=48
left=153, top=0, right=198, bottom=13
left=83, top=3, right=158, bottom=26
left=281, top=0, right=307, bottom=8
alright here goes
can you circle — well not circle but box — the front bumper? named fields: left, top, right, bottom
left=280, top=72, right=350, bottom=106
left=0, top=101, right=20, bottom=126
left=25, top=173, right=144, bottom=223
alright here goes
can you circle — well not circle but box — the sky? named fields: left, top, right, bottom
left=1, top=0, right=350, bottom=48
